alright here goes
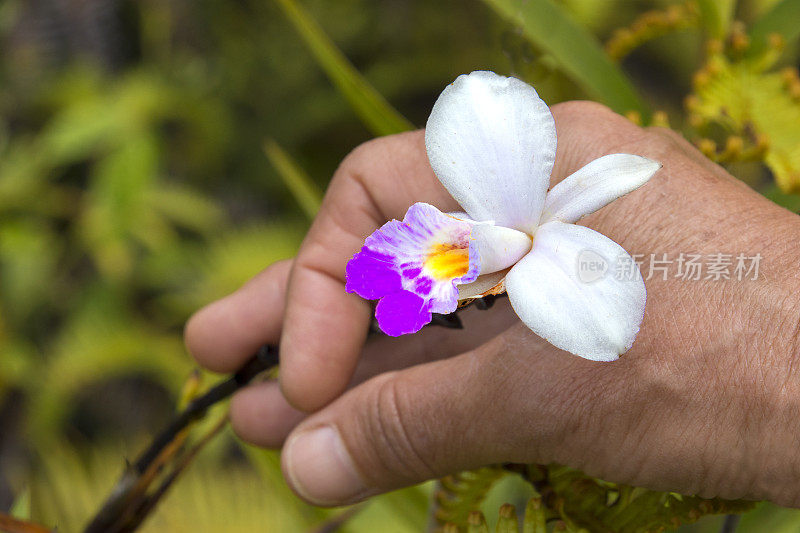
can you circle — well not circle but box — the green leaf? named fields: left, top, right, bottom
left=146, top=223, right=304, bottom=318
left=749, top=0, right=800, bottom=54
left=0, top=339, right=36, bottom=397
left=468, top=512, right=491, bottom=533
left=263, top=139, right=323, bottom=220
left=26, top=295, right=192, bottom=443
left=738, top=502, right=800, bottom=533
left=697, top=0, right=736, bottom=39
left=80, top=133, right=161, bottom=279
left=522, top=497, right=546, bottom=533
left=433, top=468, right=507, bottom=528
left=10, top=487, right=31, bottom=520
left=762, top=185, right=800, bottom=212
left=481, top=0, right=648, bottom=116
left=147, top=184, right=226, bottom=234
left=272, top=0, right=414, bottom=136
left=689, top=53, right=800, bottom=192
left=542, top=465, right=754, bottom=532
left=495, top=504, right=519, bottom=533
left=239, top=444, right=330, bottom=528
left=0, top=221, right=61, bottom=322
left=40, top=98, right=122, bottom=165
left=345, top=484, right=432, bottom=533
left=29, top=440, right=322, bottom=533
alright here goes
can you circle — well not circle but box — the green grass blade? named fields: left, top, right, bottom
left=264, top=139, right=322, bottom=220
left=697, top=0, right=736, bottom=39
left=272, top=0, right=414, bottom=136
left=482, top=0, right=649, bottom=116
left=749, top=0, right=800, bottom=54
left=10, top=488, right=31, bottom=520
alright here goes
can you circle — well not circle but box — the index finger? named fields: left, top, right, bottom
left=280, top=130, right=460, bottom=412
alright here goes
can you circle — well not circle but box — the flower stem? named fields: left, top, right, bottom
left=83, top=296, right=506, bottom=532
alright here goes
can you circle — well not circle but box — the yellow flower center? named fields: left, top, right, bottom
left=425, top=243, right=469, bottom=280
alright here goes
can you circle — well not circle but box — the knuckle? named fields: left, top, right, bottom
left=335, top=130, right=425, bottom=183
left=551, top=100, right=688, bottom=160
left=320, top=130, right=426, bottom=234
left=628, top=127, right=688, bottom=161
left=324, top=139, right=391, bottom=228
left=607, top=124, right=670, bottom=156
left=338, top=137, right=386, bottom=175
left=644, top=125, right=686, bottom=145
left=356, top=375, right=437, bottom=483
left=551, top=101, right=650, bottom=167
left=335, top=131, right=422, bottom=182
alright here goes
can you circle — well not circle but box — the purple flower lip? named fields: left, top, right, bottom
left=345, top=202, right=480, bottom=336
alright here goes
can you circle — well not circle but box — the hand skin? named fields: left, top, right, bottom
left=185, top=101, right=800, bottom=508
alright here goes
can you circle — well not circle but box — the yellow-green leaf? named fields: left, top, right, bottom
left=749, top=0, right=800, bottom=54
left=495, top=504, right=519, bottom=533
left=272, top=0, right=414, bottom=136
left=264, top=139, right=322, bottom=220
left=10, top=488, right=31, bottom=520
left=481, top=0, right=649, bottom=116
left=697, top=0, right=736, bottom=39
left=690, top=54, right=800, bottom=192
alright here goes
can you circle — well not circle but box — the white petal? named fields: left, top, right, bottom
left=457, top=268, right=509, bottom=299
left=541, top=154, right=661, bottom=225
left=426, top=71, right=556, bottom=233
left=505, top=221, right=646, bottom=361
left=471, top=223, right=531, bottom=274
left=447, top=212, right=531, bottom=275
left=447, top=211, right=475, bottom=221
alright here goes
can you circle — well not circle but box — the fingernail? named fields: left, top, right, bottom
left=284, top=425, right=369, bottom=505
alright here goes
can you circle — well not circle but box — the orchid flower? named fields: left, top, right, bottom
left=345, top=71, right=661, bottom=361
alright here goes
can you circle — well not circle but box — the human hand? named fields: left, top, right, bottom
left=185, top=101, right=800, bottom=508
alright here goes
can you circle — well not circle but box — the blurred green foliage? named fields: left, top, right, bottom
left=1, top=0, right=800, bottom=531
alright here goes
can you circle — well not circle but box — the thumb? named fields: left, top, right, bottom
left=279, top=326, right=611, bottom=506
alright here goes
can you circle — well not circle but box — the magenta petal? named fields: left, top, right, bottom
left=375, top=290, right=432, bottom=336
left=345, top=249, right=403, bottom=299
